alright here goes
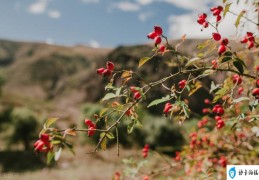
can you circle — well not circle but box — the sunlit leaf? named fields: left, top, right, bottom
left=44, top=117, right=58, bottom=129
left=235, top=10, right=245, bottom=28
left=99, top=108, right=109, bottom=117
left=223, top=3, right=232, bottom=17
left=106, top=132, right=115, bottom=139
left=127, top=122, right=134, bottom=134
left=147, top=95, right=171, bottom=108
left=139, top=57, right=151, bottom=68
left=121, top=70, right=133, bottom=78
left=189, top=82, right=202, bottom=96
left=54, top=147, right=62, bottom=161
left=185, top=57, right=201, bottom=67
left=101, top=93, right=117, bottom=102
left=101, top=137, right=107, bottom=150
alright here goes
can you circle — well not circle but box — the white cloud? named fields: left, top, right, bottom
left=139, top=12, right=153, bottom=21
left=28, top=0, right=48, bottom=14
left=112, top=2, right=140, bottom=12
left=161, top=0, right=216, bottom=11
left=48, top=10, right=61, bottom=19
left=135, top=0, right=154, bottom=5
left=89, top=40, right=100, bottom=48
left=80, top=0, right=99, bottom=4
left=167, top=0, right=259, bottom=40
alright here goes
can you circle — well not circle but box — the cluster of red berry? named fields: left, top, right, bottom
left=175, top=151, right=181, bottom=161
left=232, top=74, right=242, bottom=85
left=142, top=144, right=149, bottom=158
left=84, top=119, right=96, bottom=137
left=147, top=26, right=166, bottom=52
left=130, top=86, right=142, bottom=100
left=197, top=117, right=208, bottom=128
left=252, top=80, right=259, bottom=99
left=210, top=6, right=223, bottom=22
left=34, top=133, right=51, bottom=153
left=97, top=61, right=115, bottom=77
left=241, top=32, right=255, bottom=49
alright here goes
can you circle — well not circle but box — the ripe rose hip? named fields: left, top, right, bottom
left=216, top=15, right=222, bottom=22
left=218, top=45, right=226, bottom=54
left=241, top=36, right=248, bottom=43
left=97, top=68, right=106, bottom=75
left=238, top=87, right=244, bottom=95
left=219, top=156, right=227, bottom=167
left=198, top=13, right=207, bottom=19
left=154, top=26, right=163, bottom=35
left=175, top=151, right=181, bottom=161
left=203, top=21, right=209, bottom=28
left=40, top=133, right=50, bottom=142
left=216, top=119, right=225, bottom=129
left=220, top=38, right=229, bottom=45
left=154, top=36, right=162, bottom=45
left=130, top=86, right=138, bottom=93
left=197, top=18, right=205, bottom=25
left=142, top=144, right=149, bottom=158
left=212, top=59, right=218, bottom=69
left=212, top=33, right=221, bottom=41
left=147, top=32, right=158, bottom=39
left=215, top=115, right=222, bottom=121
left=256, top=79, right=259, bottom=87
left=247, top=41, right=254, bottom=49
left=102, top=69, right=112, bottom=77
left=252, top=88, right=259, bottom=99
left=204, top=99, right=211, bottom=104
left=106, top=61, right=115, bottom=71
left=232, top=74, right=242, bottom=85
left=163, top=103, right=172, bottom=114
left=159, top=45, right=166, bottom=52
left=202, top=108, right=209, bottom=114
left=212, top=104, right=224, bottom=115
left=134, top=92, right=141, bottom=100
left=178, top=80, right=187, bottom=89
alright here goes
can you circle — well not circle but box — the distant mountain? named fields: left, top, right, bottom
left=0, top=38, right=238, bottom=120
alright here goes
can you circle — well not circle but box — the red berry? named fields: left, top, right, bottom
left=247, top=35, right=255, bottom=42
left=220, top=38, right=229, bottom=45
left=97, top=68, right=106, bottom=75
left=247, top=41, right=254, bottom=49
left=247, top=32, right=253, bottom=37
left=241, top=36, right=248, bottom=43
left=213, top=104, right=224, bottom=115
left=147, top=32, right=158, bottom=39
left=204, top=99, right=211, bottom=104
left=232, top=74, right=242, bottom=85
left=88, top=126, right=96, bottom=137
left=256, top=80, right=259, bottom=87
left=256, top=66, right=259, bottom=71
left=212, top=9, right=221, bottom=16
left=197, top=18, right=205, bottom=25
left=154, top=36, right=162, bottom=45
left=159, top=45, right=166, bottom=52
left=130, top=86, right=138, bottom=93
left=212, top=33, right=221, bottom=41
left=212, top=59, right=218, bottom=69
left=154, top=26, right=163, bottom=35
left=216, top=15, right=222, bottom=22
left=215, top=116, right=222, bottom=121
left=216, top=119, right=225, bottom=129
left=40, top=133, right=50, bottom=142
left=202, top=108, right=209, bottom=114
left=219, top=156, right=227, bottom=167
left=84, top=119, right=93, bottom=126
left=134, top=92, right=141, bottom=99
left=198, top=13, right=207, bottom=19
left=163, top=104, right=172, bottom=114
left=252, top=88, right=259, bottom=99
left=203, top=21, right=209, bottom=28
left=106, top=61, right=115, bottom=71
left=178, top=80, right=187, bottom=89
left=218, top=45, right=226, bottom=54
left=218, top=6, right=223, bottom=11
left=143, top=175, right=149, bottom=180
left=238, top=87, right=244, bottom=95
left=102, top=69, right=112, bottom=77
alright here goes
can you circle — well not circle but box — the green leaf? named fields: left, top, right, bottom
left=127, top=122, right=135, bottom=134
left=44, top=117, right=58, bottom=129
left=180, top=101, right=190, bottom=118
left=221, top=56, right=232, bottom=63
left=233, top=60, right=244, bottom=74
left=101, top=93, right=117, bottom=102
left=47, top=151, right=55, bottom=165
left=134, top=119, right=142, bottom=128
left=139, top=57, right=151, bottom=68
left=106, top=132, right=115, bottom=139
left=147, top=95, right=171, bottom=108
left=99, top=108, right=109, bottom=117
left=54, top=147, right=62, bottom=161
left=223, top=51, right=233, bottom=56
left=185, top=57, right=201, bottom=67
left=213, top=86, right=229, bottom=103
left=116, top=87, right=122, bottom=96
left=232, top=97, right=250, bottom=103
left=223, top=3, right=232, bottom=17
left=235, top=10, right=245, bottom=28
left=51, top=140, right=61, bottom=145
left=101, top=137, right=107, bottom=150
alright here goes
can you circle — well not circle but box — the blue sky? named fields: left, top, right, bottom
left=0, top=0, right=257, bottom=47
